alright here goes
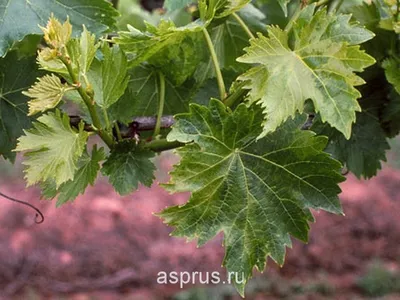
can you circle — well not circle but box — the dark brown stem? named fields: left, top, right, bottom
left=0, top=192, right=44, bottom=224
left=70, top=115, right=175, bottom=136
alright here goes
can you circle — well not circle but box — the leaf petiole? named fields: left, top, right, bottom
left=202, top=27, right=226, bottom=101
left=153, top=71, right=166, bottom=138
left=232, top=13, right=255, bottom=40
left=58, top=55, right=115, bottom=148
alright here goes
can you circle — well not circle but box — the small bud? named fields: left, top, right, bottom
left=39, top=14, right=72, bottom=49
left=86, top=83, right=94, bottom=98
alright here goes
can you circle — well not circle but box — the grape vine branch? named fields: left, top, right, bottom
left=0, top=0, right=398, bottom=296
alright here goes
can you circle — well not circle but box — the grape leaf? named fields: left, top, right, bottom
left=23, top=74, right=74, bottom=116
left=109, top=65, right=194, bottom=123
left=15, top=110, right=88, bottom=188
left=149, top=32, right=205, bottom=85
left=114, top=19, right=205, bottom=66
left=164, top=0, right=193, bottom=11
left=199, top=0, right=251, bottom=20
left=86, top=45, right=130, bottom=109
left=256, top=0, right=290, bottom=17
left=101, top=140, right=156, bottom=195
left=0, top=51, right=44, bottom=161
left=42, top=146, right=106, bottom=207
left=237, top=5, right=375, bottom=139
left=79, top=25, right=99, bottom=76
left=37, top=22, right=99, bottom=81
left=383, top=58, right=400, bottom=94
left=338, top=0, right=380, bottom=29
left=0, top=0, right=118, bottom=57
left=158, top=99, right=344, bottom=295
left=312, top=112, right=390, bottom=179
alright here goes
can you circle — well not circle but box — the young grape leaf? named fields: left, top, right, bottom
left=0, top=51, right=44, bottom=162
left=237, top=5, right=375, bottom=139
left=79, top=25, right=99, bottom=76
left=108, top=65, right=194, bottom=123
left=383, top=58, right=400, bottom=94
left=312, top=112, right=390, bottom=179
left=23, top=74, right=74, bottom=116
left=101, top=140, right=156, bottom=195
left=86, top=45, right=130, bottom=109
left=37, top=21, right=99, bottom=81
left=42, top=146, right=106, bottom=207
left=0, top=0, right=118, bottom=57
left=15, top=110, right=88, bottom=188
left=39, top=15, right=72, bottom=49
left=158, top=99, right=344, bottom=295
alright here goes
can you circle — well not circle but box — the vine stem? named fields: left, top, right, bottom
left=154, top=71, right=166, bottom=138
left=144, top=139, right=185, bottom=152
left=114, top=123, right=123, bottom=141
left=202, top=27, right=226, bottom=100
left=232, top=13, right=255, bottom=39
left=58, top=55, right=114, bottom=148
left=223, top=81, right=248, bottom=107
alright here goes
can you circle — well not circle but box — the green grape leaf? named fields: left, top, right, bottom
left=158, top=99, right=344, bottom=295
left=383, top=58, right=400, bottom=94
left=42, top=146, right=106, bottom=207
left=79, top=25, right=99, bottom=76
left=237, top=5, right=375, bottom=139
left=114, top=19, right=205, bottom=67
left=15, top=110, right=89, bottom=188
left=101, top=140, right=156, bottom=195
left=23, top=74, right=74, bottom=116
left=164, top=0, right=193, bottom=11
left=0, top=51, right=44, bottom=161
left=87, top=45, right=130, bottom=109
left=338, top=0, right=380, bottom=29
left=109, top=65, right=194, bottom=122
left=199, top=0, right=251, bottom=20
left=312, top=112, right=390, bottom=179
left=149, top=32, right=205, bottom=85
left=0, top=0, right=118, bottom=57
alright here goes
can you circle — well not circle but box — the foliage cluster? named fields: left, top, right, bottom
left=0, top=0, right=399, bottom=295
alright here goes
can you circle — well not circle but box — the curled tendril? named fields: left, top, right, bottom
left=0, top=192, right=44, bottom=224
